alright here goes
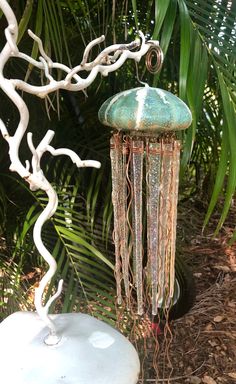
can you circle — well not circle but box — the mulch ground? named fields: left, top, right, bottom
left=2, top=199, right=236, bottom=384
left=144, top=200, right=236, bottom=384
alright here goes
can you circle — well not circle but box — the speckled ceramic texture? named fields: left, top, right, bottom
left=98, top=86, right=192, bottom=132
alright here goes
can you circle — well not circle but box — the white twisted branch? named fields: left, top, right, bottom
left=0, top=0, right=159, bottom=344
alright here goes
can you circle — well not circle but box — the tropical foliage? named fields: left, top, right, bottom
left=0, top=0, right=235, bottom=322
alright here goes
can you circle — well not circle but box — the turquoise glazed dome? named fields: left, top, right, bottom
left=98, top=85, right=192, bottom=132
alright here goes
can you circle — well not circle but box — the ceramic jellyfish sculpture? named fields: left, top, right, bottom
left=99, top=85, right=192, bottom=315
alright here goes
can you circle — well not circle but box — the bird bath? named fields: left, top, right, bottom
left=0, top=312, right=139, bottom=384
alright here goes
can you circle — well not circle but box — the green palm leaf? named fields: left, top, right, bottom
left=7, top=159, right=116, bottom=324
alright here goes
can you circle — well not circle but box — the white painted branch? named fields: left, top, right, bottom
left=46, top=145, right=101, bottom=169
left=81, top=35, right=105, bottom=65
left=27, top=129, right=101, bottom=343
left=33, top=184, right=62, bottom=344
left=28, top=29, right=53, bottom=66
left=11, top=31, right=153, bottom=98
left=0, top=0, right=160, bottom=343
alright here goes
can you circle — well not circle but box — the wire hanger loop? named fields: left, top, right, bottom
left=145, top=44, right=163, bottom=74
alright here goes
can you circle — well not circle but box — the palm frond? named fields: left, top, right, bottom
left=0, top=255, right=31, bottom=320
left=156, top=0, right=235, bottom=229
left=182, top=0, right=236, bottom=230
left=6, top=158, right=116, bottom=324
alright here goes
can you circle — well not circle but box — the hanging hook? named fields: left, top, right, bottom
left=145, top=44, right=164, bottom=74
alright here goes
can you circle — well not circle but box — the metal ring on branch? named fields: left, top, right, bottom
left=145, top=45, right=163, bottom=74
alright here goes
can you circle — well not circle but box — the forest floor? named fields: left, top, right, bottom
left=145, top=199, right=236, bottom=384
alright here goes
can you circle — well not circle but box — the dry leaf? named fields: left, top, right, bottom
left=224, top=273, right=231, bottom=282
left=228, top=301, right=236, bottom=308
left=194, top=272, right=202, bottom=278
left=202, top=375, right=217, bottom=384
left=186, top=366, right=193, bottom=374
left=205, top=323, right=213, bottom=331
left=208, top=340, right=217, bottom=347
left=213, top=315, right=224, bottom=323
left=189, top=376, right=201, bottom=384
left=228, top=372, right=236, bottom=379
left=213, top=265, right=230, bottom=272
left=186, top=316, right=195, bottom=326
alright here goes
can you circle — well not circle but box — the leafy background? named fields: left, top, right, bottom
left=0, top=0, right=235, bottom=324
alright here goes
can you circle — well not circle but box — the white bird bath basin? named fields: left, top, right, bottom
left=0, top=311, right=140, bottom=384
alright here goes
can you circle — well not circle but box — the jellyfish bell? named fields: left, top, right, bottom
left=0, top=311, right=140, bottom=384
left=98, top=85, right=192, bottom=133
